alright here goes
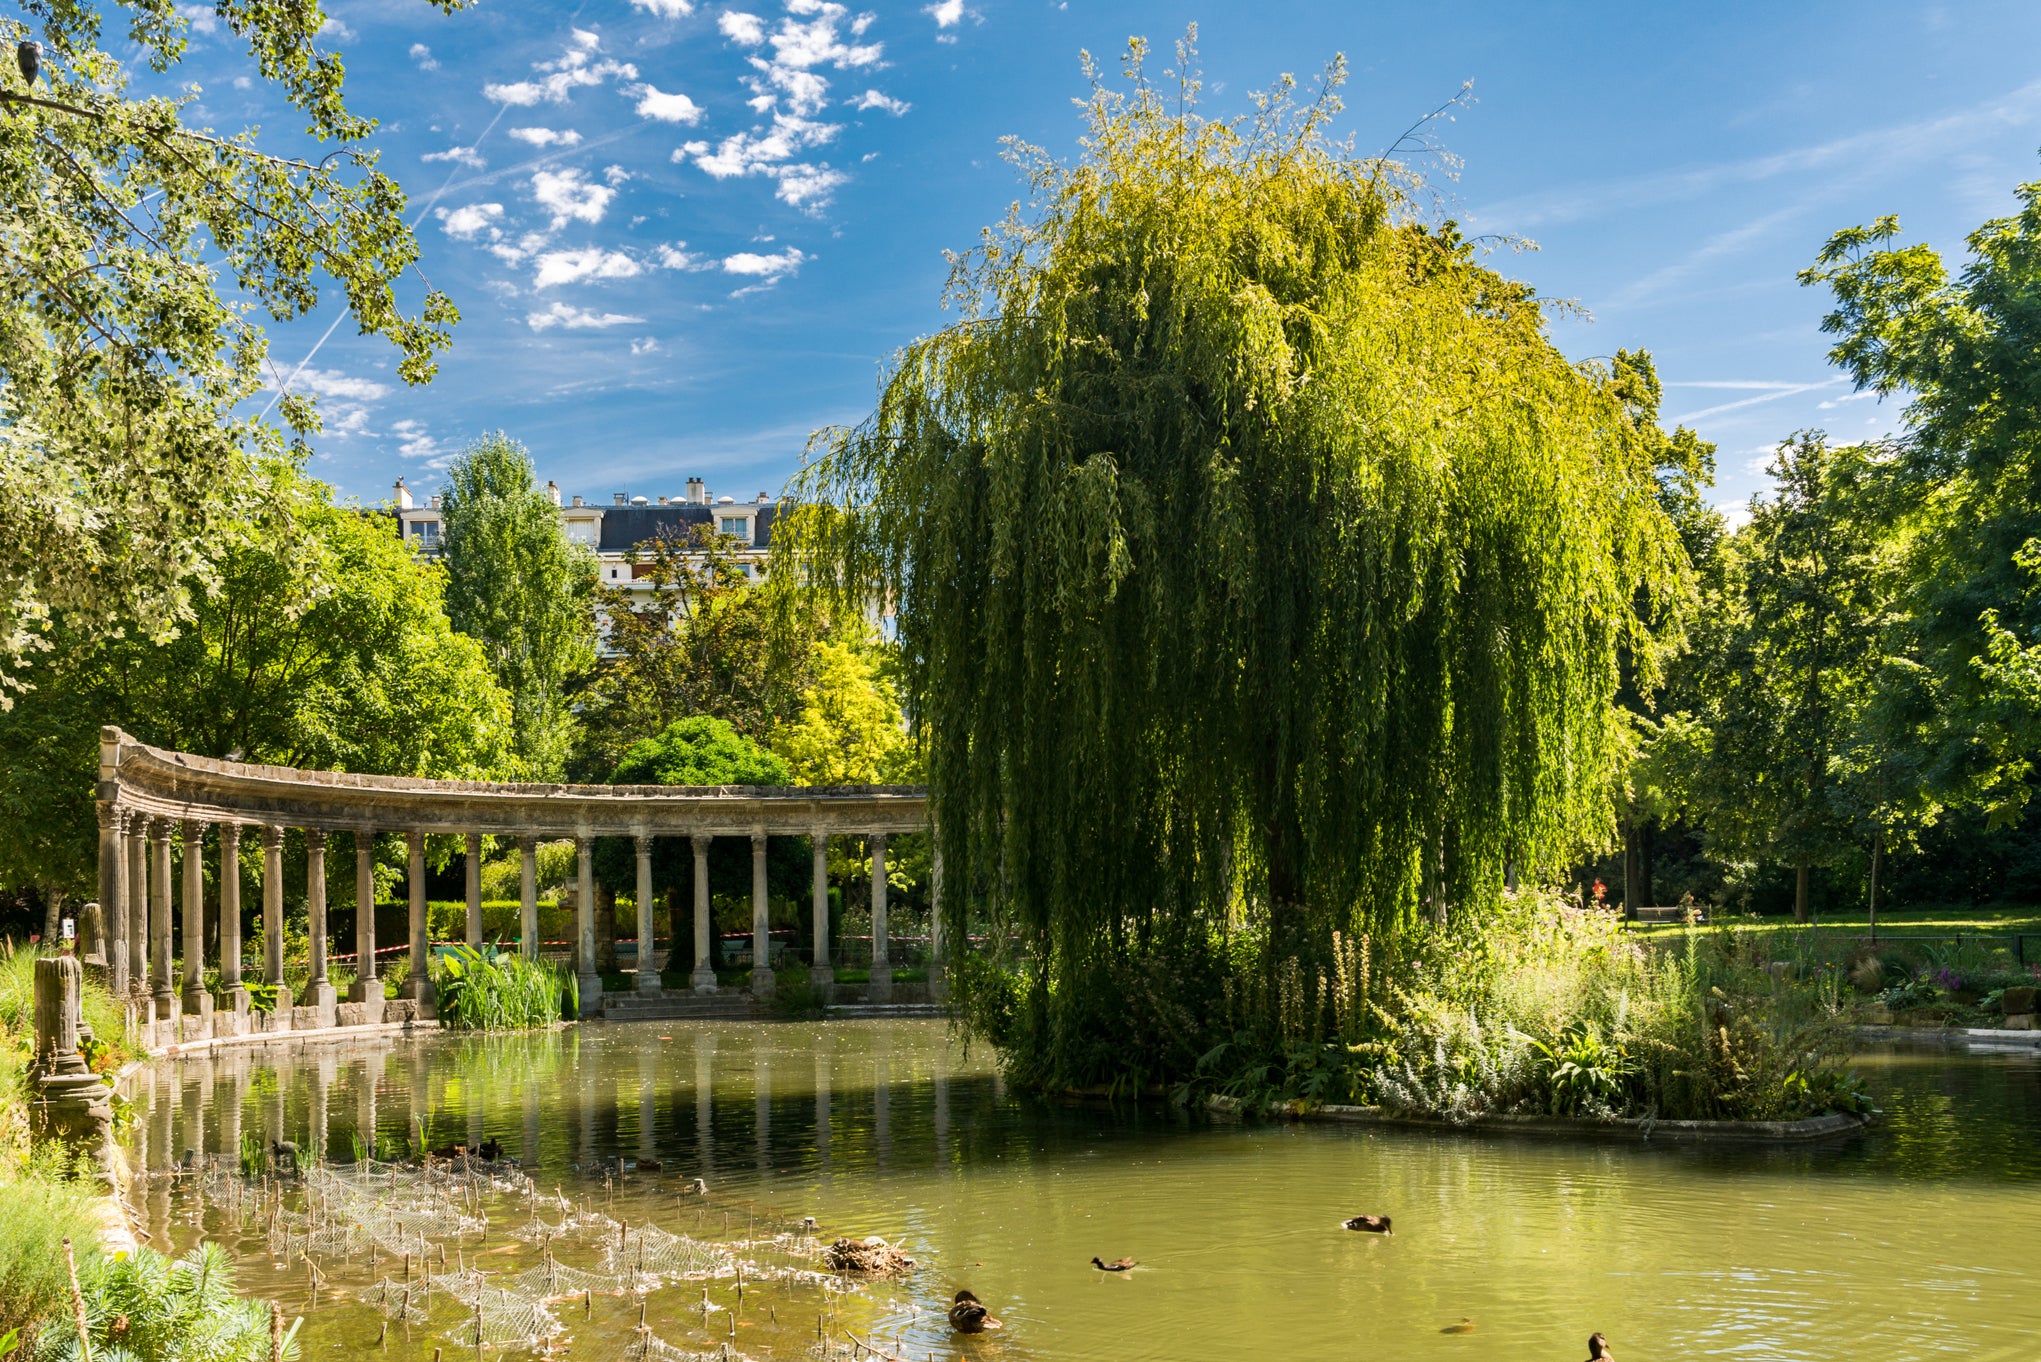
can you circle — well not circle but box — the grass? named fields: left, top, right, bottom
left=1628, top=904, right=2041, bottom=939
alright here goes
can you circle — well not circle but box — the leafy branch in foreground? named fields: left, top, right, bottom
left=0, top=0, right=469, bottom=700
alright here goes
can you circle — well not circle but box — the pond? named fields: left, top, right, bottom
left=123, top=1023, right=2041, bottom=1362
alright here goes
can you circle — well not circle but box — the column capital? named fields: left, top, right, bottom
left=96, top=800, right=118, bottom=831
left=304, top=828, right=327, bottom=851
left=216, top=820, right=241, bottom=847
left=516, top=834, right=537, bottom=853
left=465, top=830, right=482, bottom=853
left=635, top=834, right=656, bottom=855
left=750, top=827, right=768, bottom=846
left=691, top=833, right=713, bottom=854
left=182, top=816, right=211, bottom=838
left=868, top=830, right=888, bottom=849
left=148, top=816, right=174, bottom=842
left=574, top=832, right=594, bottom=852
left=260, top=823, right=285, bottom=851
left=406, top=829, right=424, bottom=853
left=354, top=826, right=375, bottom=844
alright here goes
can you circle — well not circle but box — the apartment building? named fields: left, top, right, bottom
left=392, top=476, right=780, bottom=584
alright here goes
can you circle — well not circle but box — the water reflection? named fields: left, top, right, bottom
left=123, top=1025, right=2041, bottom=1362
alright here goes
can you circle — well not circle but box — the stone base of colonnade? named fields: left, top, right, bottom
left=134, top=992, right=431, bottom=1054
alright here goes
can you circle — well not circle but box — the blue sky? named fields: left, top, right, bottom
left=174, top=1, right=2041, bottom=518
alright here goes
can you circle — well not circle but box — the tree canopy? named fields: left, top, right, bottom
left=0, top=464, right=514, bottom=906
left=0, top=0, right=466, bottom=702
left=440, top=433, right=596, bottom=779
left=780, top=40, right=1687, bottom=1083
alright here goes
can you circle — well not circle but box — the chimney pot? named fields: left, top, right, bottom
left=393, top=478, right=414, bottom=510
left=572, top=495, right=584, bottom=508
left=613, top=493, right=627, bottom=505
left=545, top=480, right=562, bottom=507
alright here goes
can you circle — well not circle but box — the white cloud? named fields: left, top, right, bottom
left=720, top=11, right=767, bottom=44
left=631, top=0, right=694, bottom=14
left=850, top=89, right=909, bottom=115
left=423, top=145, right=487, bottom=169
left=437, top=203, right=505, bottom=241
left=680, top=140, right=710, bottom=156
left=319, top=15, right=356, bottom=41
left=772, top=164, right=847, bottom=208
left=631, top=337, right=662, bottom=355
left=409, top=42, right=440, bottom=71
left=1816, top=389, right=1880, bottom=411
left=924, top=0, right=967, bottom=27
left=604, top=164, right=633, bottom=185
left=389, top=419, right=443, bottom=462
left=232, top=75, right=252, bottom=90
left=176, top=5, right=219, bottom=35
left=722, top=246, right=807, bottom=278
left=529, top=166, right=617, bottom=229
left=528, top=301, right=646, bottom=331
left=655, top=243, right=713, bottom=270
left=270, top=366, right=392, bottom=402
left=634, top=83, right=705, bottom=124
left=531, top=248, right=643, bottom=288
left=485, top=33, right=639, bottom=106
left=509, top=126, right=583, bottom=147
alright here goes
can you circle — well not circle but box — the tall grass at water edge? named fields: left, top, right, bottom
left=1175, top=890, right=1869, bottom=1123
left=432, top=945, right=575, bottom=1029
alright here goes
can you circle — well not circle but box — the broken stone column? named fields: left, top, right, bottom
left=30, top=955, right=114, bottom=1163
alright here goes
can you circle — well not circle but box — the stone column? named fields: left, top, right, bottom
left=464, top=831, right=482, bottom=949
left=575, top=835, right=600, bottom=1016
left=150, top=817, right=175, bottom=1019
left=96, top=802, right=127, bottom=996
left=350, top=830, right=378, bottom=1011
left=868, top=833, right=892, bottom=1002
left=180, top=819, right=213, bottom=1028
left=810, top=831, right=832, bottom=987
left=690, top=834, right=715, bottom=992
left=219, top=823, right=247, bottom=1017
left=517, top=837, right=538, bottom=960
left=125, top=813, right=148, bottom=1007
left=304, top=830, right=335, bottom=1022
left=635, top=835, right=658, bottom=992
left=930, top=840, right=948, bottom=1004
left=749, top=830, right=774, bottom=1000
left=400, top=832, right=434, bottom=1008
left=29, top=956, right=112, bottom=1158
left=261, top=825, right=293, bottom=1019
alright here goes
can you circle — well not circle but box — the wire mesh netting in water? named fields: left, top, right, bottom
left=151, top=1153, right=865, bottom=1357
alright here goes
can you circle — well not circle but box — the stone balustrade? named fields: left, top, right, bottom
left=93, top=726, right=938, bottom=1046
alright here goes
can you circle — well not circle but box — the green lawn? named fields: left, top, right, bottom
left=1626, top=904, right=2041, bottom=940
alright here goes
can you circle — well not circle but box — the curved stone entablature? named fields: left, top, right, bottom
left=98, top=728, right=929, bottom=838
left=92, top=726, right=939, bottom=1038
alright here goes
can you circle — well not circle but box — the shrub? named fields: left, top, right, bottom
left=34, top=1241, right=296, bottom=1362
left=432, top=946, right=574, bottom=1029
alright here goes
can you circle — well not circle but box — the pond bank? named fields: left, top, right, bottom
left=1205, top=1094, right=1878, bottom=1142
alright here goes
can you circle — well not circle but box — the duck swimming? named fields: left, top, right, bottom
left=1440, top=1319, right=1475, bottom=1335
left=1341, top=1215, right=1392, bottom=1234
left=949, top=1290, right=1002, bottom=1334
left=1091, top=1256, right=1137, bottom=1271
left=1585, top=1332, right=1613, bottom=1361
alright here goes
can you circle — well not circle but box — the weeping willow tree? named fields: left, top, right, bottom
left=779, top=39, right=1689, bottom=1086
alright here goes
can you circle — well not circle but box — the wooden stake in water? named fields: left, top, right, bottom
left=268, top=1304, right=284, bottom=1362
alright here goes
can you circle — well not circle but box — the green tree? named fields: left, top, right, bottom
left=1669, top=434, right=1891, bottom=920
left=571, top=526, right=822, bottom=777
left=780, top=40, right=1686, bottom=1086
left=440, top=433, right=596, bottom=779
left=0, top=1, right=465, bottom=701
left=0, top=463, right=515, bottom=907
left=773, top=638, right=915, bottom=786
left=1801, top=178, right=2041, bottom=823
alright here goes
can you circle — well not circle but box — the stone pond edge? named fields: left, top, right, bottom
left=1205, top=1094, right=1880, bottom=1142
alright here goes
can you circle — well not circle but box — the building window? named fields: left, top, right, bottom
left=719, top=516, right=749, bottom=542
left=418, top=521, right=440, bottom=548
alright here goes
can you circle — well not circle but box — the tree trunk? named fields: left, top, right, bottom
left=41, top=885, right=66, bottom=944
left=1867, top=830, right=1883, bottom=941
left=1794, top=863, right=1811, bottom=924
left=1623, top=813, right=1648, bottom=919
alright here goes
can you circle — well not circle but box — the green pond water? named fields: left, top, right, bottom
left=123, top=1022, right=2041, bottom=1362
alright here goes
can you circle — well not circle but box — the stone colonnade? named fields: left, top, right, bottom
left=95, top=727, right=936, bottom=1040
